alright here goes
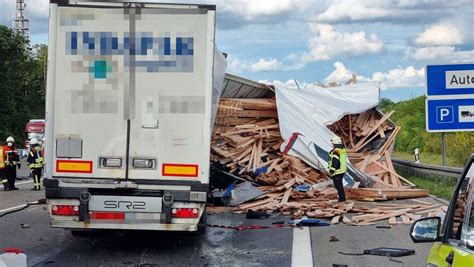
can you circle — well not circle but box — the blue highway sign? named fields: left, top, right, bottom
left=426, top=64, right=474, bottom=96
left=426, top=98, right=474, bottom=132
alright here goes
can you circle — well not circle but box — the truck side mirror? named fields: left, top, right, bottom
left=410, top=217, right=441, bottom=243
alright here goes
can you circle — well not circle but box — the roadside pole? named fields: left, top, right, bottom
left=441, top=132, right=446, bottom=166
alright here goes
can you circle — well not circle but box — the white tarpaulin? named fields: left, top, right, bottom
left=276, top=83, right=380, bottom=181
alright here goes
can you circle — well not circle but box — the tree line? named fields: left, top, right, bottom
left=0, top=25, right=46, bottom=146
left=381, top=96, right=472, bottom=166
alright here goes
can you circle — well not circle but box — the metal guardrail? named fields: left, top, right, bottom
left=392, top=158, right=462, bottom=179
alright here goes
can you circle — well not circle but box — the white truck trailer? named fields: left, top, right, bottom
left=44, top=0, right=226, bottom=234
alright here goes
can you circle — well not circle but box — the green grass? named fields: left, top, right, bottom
left=393, top=150, right=464, bottom=168
left=404, top=175, right=457, bottom=200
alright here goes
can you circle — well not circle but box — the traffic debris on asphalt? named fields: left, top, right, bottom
left=209, top=82, right=433, bottom=227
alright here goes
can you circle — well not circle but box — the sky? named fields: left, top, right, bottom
left=1, top=0, right=473, bottom=102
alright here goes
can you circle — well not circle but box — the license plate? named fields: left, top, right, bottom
left=89, top=195, right=162, bottom=213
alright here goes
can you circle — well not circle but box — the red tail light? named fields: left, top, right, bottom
left=51, top=205, right=79, bottom=216
left=171, top=208, right=199, bottom=218
left=90, top=212, right=125, bottom=220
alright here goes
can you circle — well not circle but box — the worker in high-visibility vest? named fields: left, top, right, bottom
left=327, top=136, right=347, bottom=202
left=3, top=136, right=20, bottom=191
left=27, top=138, right=44, bottom=191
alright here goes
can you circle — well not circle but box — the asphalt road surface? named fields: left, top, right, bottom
left=1, top=179, right=436, bottom=266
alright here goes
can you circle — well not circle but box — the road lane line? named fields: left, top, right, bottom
left=0, top=204, right=28, bottom=214
left=17, top=180, right=33, bottom=185
left=291, top=227, right=314, bottom=267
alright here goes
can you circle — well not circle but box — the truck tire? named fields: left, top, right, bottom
left=195, top=210, right=207, bottom=235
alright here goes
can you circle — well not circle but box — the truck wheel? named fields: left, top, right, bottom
left=195, top=210, right=207, bottom=235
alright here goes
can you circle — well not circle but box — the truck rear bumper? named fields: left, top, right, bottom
left=44, top=178, right=208, bottom=231
left=51, top=220, right=199, bottom=231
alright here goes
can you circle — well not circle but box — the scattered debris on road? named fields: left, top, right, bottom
left=209, top=95, right=435, bottom=226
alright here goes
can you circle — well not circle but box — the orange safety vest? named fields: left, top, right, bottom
left=0, top=146, right=4, bottom=169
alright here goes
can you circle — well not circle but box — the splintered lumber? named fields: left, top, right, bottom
left=345, top=188, right=429, bottom=201
left=342, top=215, right=352, bottom=224
left=388, top=217, right=397, bottom=225
left=401, top=215, right=411, bottom=225
left=328, top=108, right=412, bottom=189
left=215, top=97, right=433, bottom=226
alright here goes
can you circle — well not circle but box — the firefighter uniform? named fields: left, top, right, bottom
left=3, top=137, right=20, bottom=191
left=27, top=140, right=44, bottom=191
left=328, top=137, right=347, bottom=202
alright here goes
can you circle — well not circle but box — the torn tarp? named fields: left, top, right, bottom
left=275, top=83, right=381, bottom=186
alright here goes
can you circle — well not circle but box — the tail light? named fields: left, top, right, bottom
left=90, top=212, right=125, bottom=220
left=171, top=208, right=199, bottom=218
left=51, top=205, right=79, bottom=216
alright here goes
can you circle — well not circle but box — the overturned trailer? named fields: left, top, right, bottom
left=211, top=77, right=400, bottom=188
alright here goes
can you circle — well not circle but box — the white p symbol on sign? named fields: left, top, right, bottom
left=440, top=109, right=450, bottom=120
left=436, top=106, right=454, bottom=123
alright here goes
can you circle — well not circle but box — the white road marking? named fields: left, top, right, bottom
left=0, top=203, right=28, bottom=214
left=291, top=227, right=314, bottom=267
left=16, top=180, right=33, bottom=185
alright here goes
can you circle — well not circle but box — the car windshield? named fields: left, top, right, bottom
left=460, top=162, right=474, bottom=250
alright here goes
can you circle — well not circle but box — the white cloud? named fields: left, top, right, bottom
left=405, top=46, right=474, bottom=62
left=316, top=1, right=391, bottom=23
left=324, top=62, right=357, bottom=83
left=299, top=23, right=383, bottom=63
left=227, top=56, right=283, bottom=73
left=324, top=61, right=424, bottom=89
left=315, top=0, right=467, bottom=24
left=367, top=66, right=425, bottom=89
left=263, top=63, right=425, bottom=91
left=212, top=0, right=311, bottom=29
left=414, top=25, right=464, bottom=46
left=219, top=0, right=298, bottom=20
left=248, top=58, right=282, bottom=72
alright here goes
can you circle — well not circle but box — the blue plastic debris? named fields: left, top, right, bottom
left=223, top=182, right=236, bottom=197
left=293, top=183, right=311, bottom=192
left=254, top=166, right=268, bottom=176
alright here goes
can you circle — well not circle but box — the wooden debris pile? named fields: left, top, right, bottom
left=329, top=109, right=413, bottom=189
left=211, top=98, right=330, bottom=184
left=233, top=179, right=430, bottom=225
left=211, top=98, right=431, bottom=225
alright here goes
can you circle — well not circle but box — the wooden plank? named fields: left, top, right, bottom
left=388, top=217, right=397, bottom=225
left=370, top=159, right=406, bottom=188
left=378, top=126, right=400, bottom=156
left=354, top=110, right=394, bottom=149
left=349, top=115, right=354, bottom=148
left=410, top=199, right=433, bottom=206
left=238, top=197, right=275, bottom=210
left=377, top=126, right=386, bottom=138
left=405, top=213, right=422, bottom=221
left=364, top=208, right=411, bottom=223
left=401, top=215, right=411, bottom=225
left=342, top=215, right=352, bottom=224
left=281, top=188, right=292, bottom=204
left=331, top=215, right=341, bottom=225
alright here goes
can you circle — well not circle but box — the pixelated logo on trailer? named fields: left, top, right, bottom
left=66, top=31, right=194, bottom=75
